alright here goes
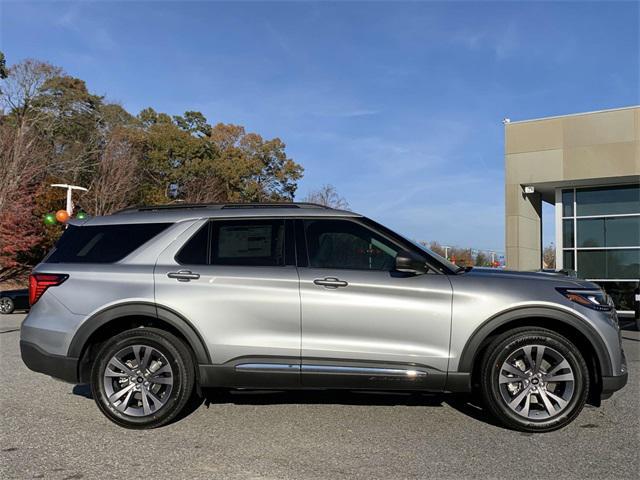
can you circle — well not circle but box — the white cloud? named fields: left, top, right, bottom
left=53, top=3, right=117, bottom=52
left=451, top=21, right=520, bottom=61
left=494, top=22, right=519, bottom=60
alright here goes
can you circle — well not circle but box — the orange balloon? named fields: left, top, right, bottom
left=55, top=210, right=70, bottom=223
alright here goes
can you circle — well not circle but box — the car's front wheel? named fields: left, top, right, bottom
left=90, top=327, right=196, bottom=429
left=480, top=327, right=589, bottom=432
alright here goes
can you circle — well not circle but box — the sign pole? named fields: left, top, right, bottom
left=50, top=184, right=88, bottom=216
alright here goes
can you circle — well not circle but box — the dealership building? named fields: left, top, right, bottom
left=505, top=105, right=640, bottom=314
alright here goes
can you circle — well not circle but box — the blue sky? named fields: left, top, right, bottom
left=2, top=1, right=638, bottom=252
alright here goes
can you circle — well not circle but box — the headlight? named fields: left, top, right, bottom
left=556, top=288, right=613, bottom=312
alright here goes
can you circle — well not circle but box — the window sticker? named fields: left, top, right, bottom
left=218, top=225, right=272, bottom=258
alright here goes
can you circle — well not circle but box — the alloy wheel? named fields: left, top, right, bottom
left=0, top=298, right=13, bottom=314
left=498, top=344, right=575, bottom=420
left=102, top=345, right=174, bottom=417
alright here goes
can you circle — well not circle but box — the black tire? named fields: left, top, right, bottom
left=0, top=297, right=15, bottom=314
left=90, top=327, right=196, bottom=429
left=480, top=327, right=589, bottom=433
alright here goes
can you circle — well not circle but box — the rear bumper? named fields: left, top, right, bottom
left=20, top=341, right=79, bottom=384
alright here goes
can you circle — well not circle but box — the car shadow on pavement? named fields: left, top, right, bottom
left=70, top=384, right=501, bottom=428
left=201, top=389, right=503, bottom=428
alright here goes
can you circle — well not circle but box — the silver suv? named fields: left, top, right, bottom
left=20, top=203, right=627, bottom=431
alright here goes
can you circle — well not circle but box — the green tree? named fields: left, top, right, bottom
left=100, top=103, right=137, bottom=131
left=209, top=123, right=302, bottom=202
left=32, top=75, right=106, bottom=186
left=173, top=111, right=211, bottom=137
left=475, top=252, right=488, bottom=266
left=138, top=114, right=206, bottom=204
left=138, top=114, right=303, bottom=205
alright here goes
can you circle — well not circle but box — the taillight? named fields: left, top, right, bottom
left=29, top=273, right=69, bottom=305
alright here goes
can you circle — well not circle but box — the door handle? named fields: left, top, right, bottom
left=313, top=277, right=348, bottom=288
left=167, top=270, right=200, bottom=282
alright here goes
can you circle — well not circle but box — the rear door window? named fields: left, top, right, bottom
left=46, top=223, right=170, bottom=263
left=211, top=219, right=285, bottom=266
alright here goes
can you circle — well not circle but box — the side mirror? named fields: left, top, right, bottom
left=395, top=251, right=427, bottom=275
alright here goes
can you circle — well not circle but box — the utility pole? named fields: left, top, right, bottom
left=50, top=184, right=88, bottom=216
left=634, top=282, right=639, bottom=331
left=443, top=246, right=450, bottom=260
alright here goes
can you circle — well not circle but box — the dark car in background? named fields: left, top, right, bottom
left=0, top=288, right=29, bottom=314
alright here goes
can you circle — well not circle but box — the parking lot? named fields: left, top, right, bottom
left=1, top=313, right=638, bottom=480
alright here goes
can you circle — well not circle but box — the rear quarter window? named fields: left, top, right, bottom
left=46, top=223, right=171, bottom=263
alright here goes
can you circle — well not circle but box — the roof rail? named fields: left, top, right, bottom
left=114, top=202, right=331, bottom=214
left=221, top=202, right=328, bottom=210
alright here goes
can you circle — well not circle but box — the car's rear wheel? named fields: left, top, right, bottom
left=90, top=327, right=196, bottom=429
left=0, top=297, right=15, bottom=314
left=480, top=327, right=589, bottom=432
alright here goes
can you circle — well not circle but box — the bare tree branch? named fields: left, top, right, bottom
left=303, top=184, right=349, bottom=209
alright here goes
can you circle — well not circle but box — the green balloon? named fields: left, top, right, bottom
left=43, top=213, right=56, bottom=225
left=76, top=211, right=87, bottom=220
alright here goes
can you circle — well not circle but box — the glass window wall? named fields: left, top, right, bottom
left=560, top=184, right=640, bottom=311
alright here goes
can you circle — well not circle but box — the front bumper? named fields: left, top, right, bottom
left=601, top=371, right=628, bottom=398
left=600, top=345, right=628, bottom=400
left=600, top=371, right=629, bottom=400
left=20, top=341, right=79, bottom=384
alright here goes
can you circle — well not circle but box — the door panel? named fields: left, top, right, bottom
left=299, top=268, right=452, bottom=376
left=296, top=218, right=453, bottom=390
left=156, top=264, right=301, bottom=363
left=154, top=219, right=301, bottom=388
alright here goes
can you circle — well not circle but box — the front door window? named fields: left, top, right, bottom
left=303, top=219, right=401, bottom=271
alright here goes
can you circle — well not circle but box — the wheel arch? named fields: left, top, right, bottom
left=68, top=302, right=210, bottom=383
left=458, top=307, right=612, bottom=388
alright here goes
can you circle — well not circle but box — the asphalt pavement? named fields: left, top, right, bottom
left=1, top=313, right=638, bottom=480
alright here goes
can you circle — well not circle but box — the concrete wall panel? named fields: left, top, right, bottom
left=505, top=119, right=563, bottom=154
left=563, top=142, right=638, bottom=179
left=563, top=109, right=636, bottom=147
left=505, top=215, right=519, bottom=248
left=506, top=149, right=564, bottom=184
left=516, top=216, right=541, bottom=251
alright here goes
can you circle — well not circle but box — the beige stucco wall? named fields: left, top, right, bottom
left=505, top=106, right=640, bottom=270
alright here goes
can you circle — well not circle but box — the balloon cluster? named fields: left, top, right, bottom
left=43, top=210, right=88, bottom=225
